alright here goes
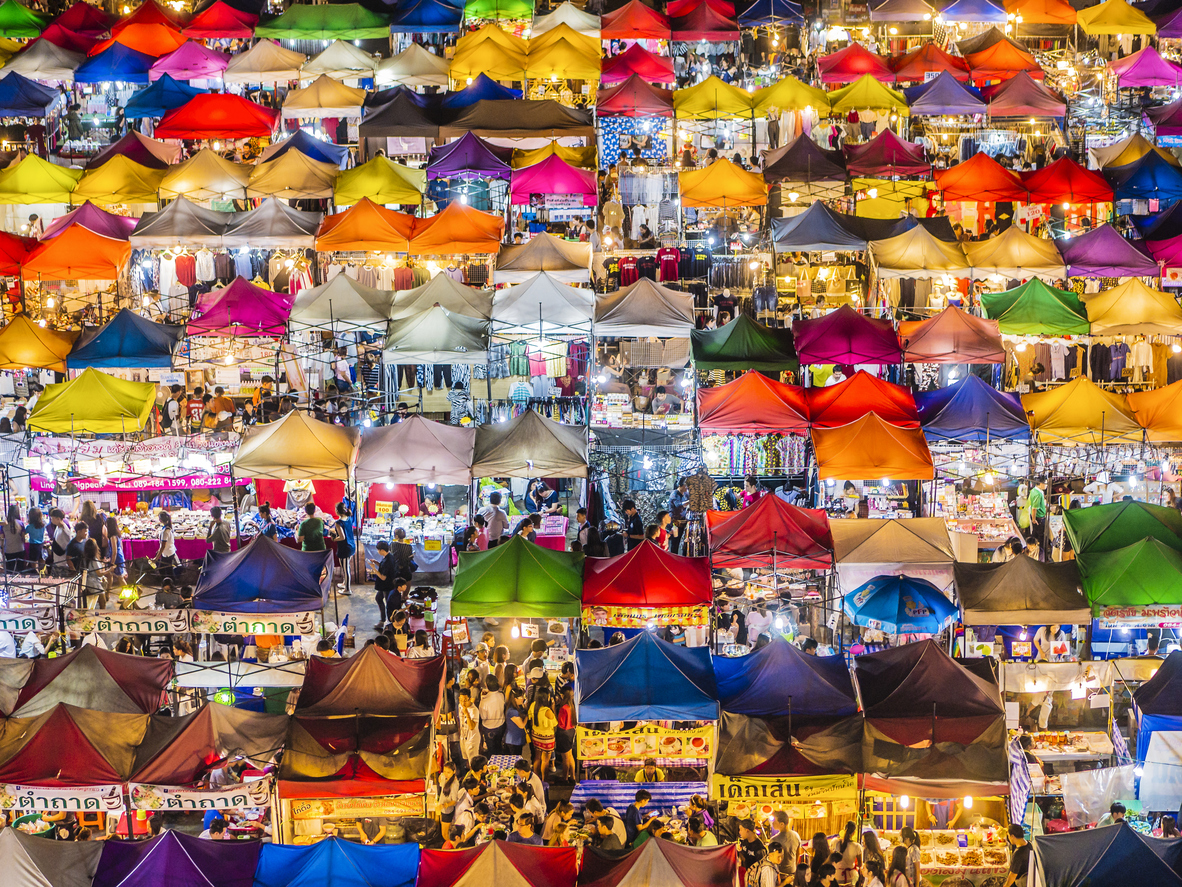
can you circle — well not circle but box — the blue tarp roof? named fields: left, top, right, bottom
left=1106, top=149, right=1182, bottom=202
left=735, top=0, right=804, bottom=25
left=254, top=838, right=420, bottom=887
left=264, top=129, right=349, bottom=166
left=770, top=200, right=867, bottom=251
left=73, top=43, right=154, bottom=85
left=914, top=374, right=1030, bottom=441
left=124, top=73, right=207, bottom=118
left=714, top=637, right=859, bottom=717
left=67, top=308, right=181, bottom=369
left=0, top=71, right=58, bottom=117
left=193, top=533, right=331, bottom=613
left=904, top=71, right=986, bottom=116
left=440, top=73, right=522, bottom=109
left=575, top=630, right=719, bottom=722
left=940, top=0, right=1007, bottom=20
left=390, top=0, right=463, bottom=31
left=1033, top=824, right=1182, bottom=887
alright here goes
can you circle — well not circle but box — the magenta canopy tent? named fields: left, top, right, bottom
left=187, top=276, right=294, bottom=338
left=1147, top=231, right=1182, bottom=267
left=1147, top=99, right=1182, bottom=137
left=1159, top=6, right=1182, bottom=37
left=149, top=40, right=231, bottom=81
left=510, top=154, right=597, bottom=206
left=1110, top=45, right=1182, bottom=88
left=1056, top=224, right=1160, bottom=278
left=845, top=129, right=929, bottom=177
left=792, top=304, right=903, bottom=365
left=43, top=202, right=136, bottom=240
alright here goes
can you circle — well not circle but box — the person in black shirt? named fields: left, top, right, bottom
left=1003, top=824, right=1029, bottom=887
left=369, top=541, right=397, bottom=629
left=602, top=522, right=625, bottom=557
left=622, top=499, right=644, bottom=550
left=738, top=818, right=766, bottom=870
left=65, top=522, right=88, bottom=573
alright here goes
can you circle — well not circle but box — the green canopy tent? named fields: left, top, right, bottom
left=690, top=314, right=798, bottom=372
left=0, top=0, right=46, bottom=37
left=1063, top=500, right=1182, bottom=555
left=255, top=3, right=390, bottom=39
left=1079, top=538, right=1182, bottom=612
left=463, top=0, right=535, bottom=18
left=980, top=278, right=1089, bottom=336
left=450, top=535, right=584, bottom=617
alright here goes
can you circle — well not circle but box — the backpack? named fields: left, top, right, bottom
left=745, top=860, right=775, bottom=887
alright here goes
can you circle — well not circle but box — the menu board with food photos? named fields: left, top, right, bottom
left=577, top=724, right=713, bottom=762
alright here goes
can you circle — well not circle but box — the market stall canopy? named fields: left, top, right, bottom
left=889, top=41, right=970, bottom=82
left=955, top=556, right=1086, bottom=624
left=1077, top=0, right=1155, bottom=32
left=0, top=70, right=57, bottom=116
left=936, top=151, right=1025, bottom=201
left=601, top=0, right=671, bottom=38
left=714, top=635, right=854, bottom=716
left=670, top=0, right=739, bottom=40
left=984, top=70, right=1066, bottom=116
left=181, top=0, right=257, bottom=38
left=1083, top=278, right=1182, bottom=336
left=290, top=273, right=396, bottom=327
left=112, top=1, right=184, bottom=34
left=903, top=70, right=985, bottom=116
left=705, top=494, right=833, bottom=570
left=510, top=153, right=597, bottom=205
left=443, top=98, right=595, bottom=139
left=1063, top=500, right=1182, bottom=555
left=830, top=517, right=955, bottom=589
left=1004, top=0, right=1076, bottom=23
left=73, top=42, right=153, bottom=83
left=1147, top=98, right=1182, bottom=139
left=525, top=34, right=601, bottom=82
left=1079, top=538, right=1182, bottom=611
left=129, top=196, right=231, bottom=247
left=680, top=157, right=767, bottom=207
left=139, top=705, right=283, bottom=779
left=221, top=197, right=320, bottom=249
left=254, top=840, right=420, bottom=887
left=870, top=0, right=936, bottom=20
left=1092, top=132, right=1179, bottom=169
left=0, top=827, right=101, bottom=887
left=1, top=38, right=84, bottom=82
left=35, top=23, right=97, bottom=55
left=93, top=828, right=261, bottom=887
left=390, top=0, right=463, bottom=32
left=770, top=201, right=866, bottom=251
left=316, top=198, right=415, bottom=252
left=578, top=841, right=737, bottom=887
left=818, top=42, right=894, bottom=83
left=897, top=306, right=1005, bottom=364
left=301, top=39, right=378, bottom=81
left=843, top=574, right=957, bottom=635
left=914, top=374, right=1030, bottom=440
left=805, top=370, right=919, bottom=429
left=124, top=72, right=206, bottom=117
left=511, top=141, right=596, bottom=169
left=471, top=409, right=588, bottom=478
left=600, top=42, right=674, bottom=85
left=752, top=74, right=829, bottom=113
left=67, top=308, right=181, bottom=369
left=942, top=0, right=1006, bottom=19
left=1032, top=824, right=1182, bottom=887
left=55, top=0, right=113, bottom=35
left=980, top=277, right=1088, bottom=336
left=247, top=150, right=338, bottom=200
left=376, top=43, right=449, bottom=87
left=389, top=271, right=492, bottom=321
left=233, top=409, right=360, bottom=481
left=495, top=232, right=591, bottom=283
left=697, top=369, right=809, bottom=434
left=1020, top=156, right=1113, bottom=204
left=260, top=129, right=348, bottom=166
left=869, top=224, right=970, bottom=278
left=0, top=154, right=80, bottom=203
left=596, top=74, right=674, bottom=116
left=691, top=314, right=797, bottom=372
left=1022, top=376, right=1142, bottom=444
left=282, top=73, right=365, bottom=117
left=760, top=134, right=846, bottom=184
left=594, top=278, right=694, bottom=337
left=811, top=413, right=935, bottom=480
left=793, top=304, right=902, bottom=365
left=449, top=34, right=526, bottom=80
left=673, top=75, right=754, bottom=118
left=583, top=540, right=712, bottom=609
left=384, top=305, right=490, bottom=364
left=856, top=638, right=1004, bottom=720
left=24, top=225, right=129, bottom=279
left=418, top=844, right=577, bottom=887
left=1129, top=381, right=1182, bottom=442
left=0, top=314, right=75, bottom=371
left=1105, top=150, right=1182, bottom=202
left=296, top=644, right=443, bottom=717
left=158, top=147, right=250, bottom=200
left=534, top=0, right=601, bottom=35
left=188, top=277, right=293, bottom=338
left=355, top=416, right=475, bottom=485
left=255, top=2, right=389, bottom=39
left=154, top=92, right=278, bottom=139
left=409, top=200, right=505, bottom=256
left=45, top=202, right=137, bottom=240
left=575, top=630, right=718, bottom=722
left=193, top=533, right=330, bottom=614
left=27, top=368, right=155, bottom=434
left=148, top=39, right=229, bottom=81
left=451, top=534, right=583, bottom=618
left=1056, top=223, right=1159, bottom=277
left=1133, top=650, right=1182, bottom=715
left=222, top=38, right=305, bottom=84
left=1109, top=44, right=1182, bottom=87
left=491, top=271, right=595, bottom=334
left=827, top=74, right=909, bottom=114
left=91, top=23, right=187, bottom=59
left=963, top=224, right=1067, bottom=280
left=3, top=645, right=170, bottom=717
left=437, top=73, right=521, bottom=109
left=72, top=155, right=165, bottom=204
left=845, top=128, right=929, bottom=177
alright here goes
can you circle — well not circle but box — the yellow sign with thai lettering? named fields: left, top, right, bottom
left=710, top=774, right=859, bottom=802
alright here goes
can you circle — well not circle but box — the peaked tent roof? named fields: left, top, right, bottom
left=1, top=38, right=83, bottom=82
left=845, top=128, right=929, bottom=177
left=153, top=92, right=277, bottom=138
left=188, top=276, right=293, bottom=337
left=600, top=42, right=674, bottom=85
left=437, top=98, right=595, bottom=140
left=45, top=201, right=144, bottom=239
left=247, top=150, right=339, bottom=200
left=7, top=645, right=171, bottom=717
left=254, top=2, right=389, bottom=39
left=290, top=273, right=395, bottom=327
left=811, top=414, right=935, bottom=480
left=955, top=556, right=1086, bottom=624
left=91, top=830, right=260, bottom=887
left=596, top=73, right=674, bottom=116
left=1004, top=0, right=1075, bottom=22
left=129, top=195, right=231, bottom=247
left=124, top=72, right=205, bottom=117
left=980, top=277, right=1089, bottom=336
left=0, top=827, right=101, bottom=887
left=1129, top=380, right=1182, bottom=442
left=409, top=200, right=505, bottom=256
left=1056, top=223, right=1159, bottom=277
left=90, top=22, right=187, bottom=59
left=389, top=0, right=463, bottom=32
left=904, top=70, right=986, bottom=115
left=181, top=0, right=257, bottom=38
left=471, top=409, right=588, bottom=478
left=72, top=41, right=154, bottom=84
left=1022, top=376, right=1143, bottom=444
left=832, top=517, right=954, bottom=566
left=1110, top=43, right=1182, bottom=87
left=388, top=271, right=492, bottom=321
left=232, top=409, right=359, bottom=481
left=282, top=73, right=365, bottom=117
left=0, top=228, right=33, bottom=275
left=316, top=197, right=414, bottom=252
left=1020, top=155, right=1113, bottom=203
left=897, top=306, right=1005, bottom=364
left=1031, top=824, right=1182, bottom=887
left=356, top=416, right=474, bottom=485
left=705, top=494, right=833, bottom=570
left=582, top=540, right=712, bottom=609
left=0, top=70, right=57, bottom=116
left=383, top=305, right=490, bottom=364
left=495, top=232, right=590, bottom=283
left=491, top=271, right=595, bottom=333
left=296, top=643, right=443, bottom=717
left=193, top=532, right=330, bottom=613
left=672, top=74, right=753, bottom=118
left=300, top=38, right=379, bottom=80
left=222, top=38, right=305, bottom=84
left=27, top=368, right=155, bottom=434
left=936, top=151, right=1025, bottom=201
left=941, top=0, right=1006, bottom=19
left=148, top=39, right=229, bottom=81
left=22, top=225, right=128, bottom=278
left=914, top=374, right=1029, bottom=440
left=0, top=704, right=147, bottom=786
left=111, top=1, right=184, bottom=34
left=669, top=0, right=740, bottom=39
left=827, top=74, right=910, bottom=114
left=438, top=73, right=521, bottom=109
left=417, top=844, right=577, bottom=887
left=761, top=134, right=846, bottom=183
left=818, top=42, right=894, bottom=83
left=54, top=0, right=112, bottom=35
left=1105, top=149, right=1182, bottom=202
left=869, top=224, right=970, bottom=278
left=71, top=155, right=164, bottom=204
left=753, top=74, right=830, bottom=113
left=0, top=314, right=75, bottom=371
left=594, top=277, right=694, bottom=337
left=1079, top=538, right=1182, bottom=611
left=1083, top=278, right=1182, bottom=336
left=697, top=369, right=809, bottom=434
left=254, top=840, right=420, bottom=887
left=0, top=0, right=46, bottom=38
left=451, top=534, right=583, bottom=618
left=679, top=157, right=767, bottom=207
left=1132, top=650, right=1182, bottom=714
left=376, top=42, right=450, bottom=87
left=510, top=153, right=597, bottom=205
left=578, top=841, right=737, bottom=887
left=889, top=41, right=970, bottom=82
left=66, top=308, right=180, bottom=369
left=601, top=0, right=671, bottom=37
left=963, top=224, right=1067, bottom=280
left=691, top=313, right=796, bottom=372
left=0, top=153, right=80, bottom=203
left=1062, top=499, right=1182, bottom=555
left=575, top=630, right=719, bottom=722
left=1147, top=97, right=1182, bottom=138
left=855, top=638, right=1004, bottom=719
left=221, top=197, right=320, bottom=249
left=770, top=201, right=866, bottom=251
left=1092, top=131, right=1179, bottom=168
left=985, top=70, right=1066, bottom=116
left=1077, top=0, right=1156, bottom=33
left=259, top=128, right=348, bottom=166
left=793, top=304, right=902, bottom=365
left=34, top=22, right=97, bottom=55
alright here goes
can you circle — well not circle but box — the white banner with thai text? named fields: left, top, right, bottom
left=0, top=608, right=57, bottom=633
left=130, top=778, right=272, bottom=812
left=0, top=783, right=123, bottom=812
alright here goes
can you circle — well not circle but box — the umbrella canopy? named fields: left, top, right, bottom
left=491, top=271, right=594, bottom=334
left=418, top=845, right=576, bottom=887
left=1129, top=381, right=1182, bottom=442
left=158, top=147, right=250, bottom=200
left=511, top=153, right=596, bottom=205
left=181, top=0, right=256, bottom=38
left=254, top=841, right=420, bottom=887
left=154, top=92, right=277, bottom=138
left=93, top=830, right=260, bottom=887
left=964, top=224, right=1067, bottom=281
left=27, top=368, right=155, bottom=433
left=843, top=574, right=957, bottom=634
left=985, top=70, right=1065, bottom=116
left=1110, top=44, right=1182, bottom=87
left=356, top=416, right=474, bottom=485
left=0, top=153, right=80, bottom=203
left=936, top=151, right=1025, bottom=201
left=193, top=533, right=330, bottom=613
left=812, top=414, right=935, bottom=480
left=691, top=314, right=796, bottom=372
left=672, top=75, right=754, bottom=118
left=827, top=74, right=909, bottom=113
left=705, top=495, right=833, bottom=570
left=335, top=155, right=425, bottom=204
left=818, top=42, right=894, bottom=83
left=129, top=196, right=231, bottom=247
left=594, top=278, right=694, bottom=337
left=1021, top=156, right=1113, bottom=204
left=495, top=232, right=590, bottom=283
left=1077, top=0, right=1156, bottom=33
left=124, top=71, right=206, bottom=117
left=383, top=305, right=490, bottom=364
left=222, top=38, right=304, bottom=84
left=1, top=38, right=83, bottom=82
left=845, top=128, right=929, bottom=177
left=771, top=201, right=866, bottom=251
left=575, top=630, right=719, bottom=721
left=390, top=0, right=463, bottom=32
left=471, top=409, right=588, bottom=478
left=889, top=41, right=970, bottom=82
left=188, top=276, right=293, bottom=337
left=301, top=39, right=378, bottom=81
left=451, top=534, right=583, bottom=618
left=1063, top=500, right=1182, bottom=555
left=409, top=200, right=505, bottom=256
left=793, top=304, right=902, bottom=365
left=148, top=39, right=229, bottom=81
left=1083, top=278, right=1182, bottom=336
left=316, top=197, right=415, bottom=252
left=582, top=540, right=712, bottom=609
left=697, top=369, right=809, bottom=434
left=753, top=74, right=830, bottom=113
left=376, top=42, right=449, bottom=87
left=0, top=70, right=57, bottom=116
left=71, top=155, right=164, bottom=204
left=980, top=277, right=1089, bottom=335
left=290, top=274, right=395, bottom=327
left=679, top=157, right=767, bottom=207
left=869, top=224, right=970, bottom=278
left=233, top=409, right=359, bottom=480
left=1106, top=150, right=1182, bottom=202
left=897, top=306, right=1005, bottom=364
left=955, top=556, right=1086, bottom=624
left=914, top=374, right=1029, bottom=440
left=296, top=643, right=443, bottom=717
left=1057, top=223, right=1159, bottom=277
left=601, top=0, right=671, bottom=38
left=596, top=74, right=674, bottom=116
left=23, top=225, right=130, bottom=279
left=255, top=2, right=389, bottom=39
left=1022, top=376, right=1142, bottom=444
left=67, top=308, right=180, bottom=369
left=600, top=42, right=674, bottom=85
left=283, top=73, right=365, bottom=117
left=1032, top=824, right=1182, bottom=887
left=904, top=70, right=985, bottom=115
left=1080, top=538, right=1182, bottom=611
left=761, top=134, right=846, bottom=184
left=0, top=314, right=75, bottom=371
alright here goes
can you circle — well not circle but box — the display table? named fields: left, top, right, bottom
left=362, top=541, right=452, bottom=575
left=123, top=538, right=240, bottom=561
left=1028, top=731, right=1115, bottom=763
left=536, top=515, right=568, bottom=551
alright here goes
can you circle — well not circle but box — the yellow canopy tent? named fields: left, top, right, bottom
left=334, top=156, right=426, bottom=205
left=673, top=75, right=754, bottom=118
left=247, top=151, right=339, bottom=200
left=512, top=141, right=596, bottom=168
left=811, top=413, right=935, bottom=480
left=828, top=74, right=909, bottom=114
left=851, top=178, right=934, bottom=219
left=1083, top=279, right=1182, bottom=337
left=158, top=148, right=250, bottom=201
left=679, top=157, right=767, bottom=207
left=870, top=225, right=969, bottom=277
left=1091, top=132, right=1179, bottom=169
left=28, top=368, right=156, bottom=434
left=0, top=315, right=77, bottom=372
left=233, top=408, right=360, bottom=480
left=282, top=73, right=366, bottom=118
left=525, top=37, right=600, bottom=80
left=451, top=23, right=527, bottom=80
left=1077, top=0, right=1155, bottom=33
left=964, top=224, right=1067, bottom=282
left=1129, top=381, right=1182, bottom=442
left=1022, top=376, right=1143, bottom=444
left=456, top=22, right=528, bottom=56
left=0, top=154, right=81, bottom=203
left=528, top=22, right=599, bottom=56
left=71, top=155, right=164, bottom=205
left=754, top=75, right=830, bottom=114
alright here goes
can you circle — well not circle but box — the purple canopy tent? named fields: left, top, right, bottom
left=1056, top=224, right=1159, bottom=278
left=1147, top=98, right=1182, bottom=138
left=93, top=832, right=261, bottom=887
left=1110, top=45, right=1182, bottom=88
left=940, top=0, right=1006, bottom=20
left=1158, top=6, right=1182, bottom=38
left=187, top=276, right=294, bottom=337
left=148, top=40, right=231, bottom=81
left=43, top=202, right=137, bottom=239
left=845, top=129, right=929, bottom=177
left=902, top=71, right=985, bottom=116
left=85, top=131, right=180, bottom=170
left=792, top=304, right=903, bottom=365
left=762, top=134, right=847, bottom=183
left=426, top=130, right=511, bottom=181
left=983, top=71, right=1065, bottom=117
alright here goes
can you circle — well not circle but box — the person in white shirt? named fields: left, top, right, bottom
left=473, top=644, right=492, bottom=680
left=745, top=607, right=775, bottom=646
left=457, top=687, right=481, bottom=766
left=478, top=675, right=506, bottom=755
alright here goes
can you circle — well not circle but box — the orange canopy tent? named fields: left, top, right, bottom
left=89, top=23, right=187, bottom=57
left=1004, top=0, right=1076, bottom=23
left=805, top=370, right=920, bottom=429
left=23, top=225, right=131, bottom=279
left=897, top=306, right=1005, bottom=363
left=409, top=201, right=505, bottom=255
left=1128, top=382, right=1182, bottom=442
left=112, top=0, right=185, bottom=34
left=936, top=152, right=1027, bottom=202
left=697, top=369, right=809, bottom=433
left=154, top=93, right=278, bottom=139
left=964, top=38, right=1044, bottom=82
left=811, top=413, right=935, bottom=480
left=316, top=197, right=415, bottom=251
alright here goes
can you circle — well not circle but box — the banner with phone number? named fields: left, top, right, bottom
left=577, top=724, right=713, bottom=762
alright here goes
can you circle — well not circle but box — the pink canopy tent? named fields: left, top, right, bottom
left=982, top=71, right=1065, bottom=117
left=845, top=129, right=929, bottom=177
left=510, top=154, right=597, bottom=206
left=187, top=276, right=293, bottom=337
left=44, top=202, right=136, bottom=239
left=149, top=40, right=231, bottom=81
left=1110, top=45, right=1182, bottom=88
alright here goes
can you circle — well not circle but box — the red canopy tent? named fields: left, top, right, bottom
left=34, top=22, right=98, bottom=52
left=697, top=369, right=809, bottom=433
left=0, top=703, right=145, bottom=785
left=596, top=75, right=674, bottom=116
left=582, top=540, right=713, bottom=609
left=295, top=643, right=444, bottom=717
left=964, top=36, right=1043, bottom=82
left=182, top=0, right=258, bottom=38
left=0, top=230, right=36, bottom=275
left=845, top=129, right=930, bottom=177
left=4, top=645, right=171, bottom=716
left=579, top=841, right=738, bottom=887
left=805, top=369, right=920, bottom=428
left=280, top=714, right=434, bottom=786
left=131, top=704, right=289, bottom=784
left=935, top=151, right=1026, bottom=202
left=418, top=843, right=578, bottom=887
left=983, top=70, right=1065, bottom=117
left=1020, top=156, right=1112, bottom=204
left=897, top=306, right=1005, bottom=363
left=154, top=93, right=278, bottom=139
left=600, top=0, right=671, bottom=39
left=669, top=0, right=739, bottom=41
left=818, top=43, right=894, bottom=84
left=111, top=0, right=185, bottom=33
left=600, top=42, right=675, bottom=85
left=705, top=494, right=834, bottom=570
left=53, top=1, right=114, bottom=35
left=889, top=42, right=970, bottom=81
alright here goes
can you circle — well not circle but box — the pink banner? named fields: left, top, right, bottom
left=30, top=474, right=247, bottom=493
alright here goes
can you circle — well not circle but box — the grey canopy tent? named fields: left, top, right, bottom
left=471, top=409, right=588, bottom=477
left=494, top=232, right=591, bottom=284
left=0, top=827, right=101, bottom=887
left=221, top=198, right=321, bottom=249
left=594, top=278, right=695, bottom=337
left=129, top=196, right=232, bottom=248
left=389, top=272, right=494, bottom=320
left=491, top=271, right=594, bottom=334
left=384, top=305, right=490, bottom=363
left=356, top=416, right=474, bottom=485
left=954, top=556, right=1088, bottom=624
left=438, top=99, right=595, bottom=139
left=290, top=274, right=397, bottom=328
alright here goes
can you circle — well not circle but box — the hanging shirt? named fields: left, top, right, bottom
left=1049, top=341, right=1067, bottom=380
left=195, top=249, right=215, bottom=282
left=619, top=256, right=640, bottom=286
left=234, top=252, right=253, bottom=280
left=657, top=247, right=680, bottom=282
left=1110, top=341, right=1131, bottom=379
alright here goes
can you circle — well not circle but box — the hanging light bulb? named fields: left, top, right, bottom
left=963, top=796, right=974, bottom=809
left=899, top=795, right=910, bottom=809
left=385, top=482, right=394, bottom=490
left=45, top=297, right=54, bottom=309
left=511, top=622, right=520, bottom=639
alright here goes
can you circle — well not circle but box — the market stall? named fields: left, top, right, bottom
left=582, top=539, right=712, bottom=638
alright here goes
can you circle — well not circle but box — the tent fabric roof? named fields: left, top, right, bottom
left=0, top=70, right=57, bottom=116
left=914, top=374, right=1030, bottom=441
left=753, top=74, right=830, bottom=113
left=577, top=841, right=737, bottom=887
left=188, top=276, right=293, bottom=337
left=510, top=153, right=597, bottom=205
left=1083, top=279, right=1182, bottom=336
left=28, top=368, right=155, bottom=433
left=0, top=315, right=75, bottom=372
left=495, top=232, right=590, bottom=283
left=23, top=225, right=129, bottom=279
left=377, top=43, right=450, bottom=87
left=409, top=200, right=505, bottom=256
left=942, top=0, right=1007, bottom=19
left=247, top=150, right=339, bottom=200
left=818, top=42, right=894, bottom=83
left=1004, top=0, right=1076, bottom=23
left=389, top=271, right=492, bottom=321
left=511, top=141, right=595, bottom=169
left=73, top=42, right=153, bottom=83
left=1132, top=650, right=1182, bottom=715
left=44, top=202, right=139, bottom=240
left=936, top=152, right=1025, bottom=201
left=1110, top=44, right=1182, bottom=87
left=869, top=224, right=970, bottom=278
left=290, top=274, right=394, bottom=327
left=855, top=638, right=1004, bottom=719
left=697, top=370, right=809, bottom=434
left=843, top=574, right=958, bottom=635
left=761, top=134, right=847, bottom=183
left=827, top=74, right=909, bottom=114
left=691, top=314, right=797, bottom=372
left=1020, top=156, right=1113, bottom=203
left=1129, top=380, right=1182, bottom=442
left=91, top=23, right=187, bottom=59
left=889, top=41, right=970, bottom=82
left=0, top=154, right=81, bottom=204
left=601, top=0, right=671, bottom=38
left=154, top=92, right=277, bottom=138
left=669, top=0, right=739, bottom=40
left=770, top=201, right=867, bottom=251
left=1079, top=538, right=1182, bottom=611
left=222, top=38, right=305, bottom=84
left=67, top=308, right=181, bottom=369
left=811, top=413, right=935, bottom=480
left=0, top=228, right=33, bottom=275
left=438, top=73, right=521, bottom=109
left=594, top=278, right=694, bottom=337
left=805, top=370, right=919, bottom=429
left=158, top=148, right=250, bottom=200
left=389, top=0, right=463, bottom=33
left=181, top=0, right=257, bottom=38
left=1092, top=131, right=1179, bottom=168
left=355, top=416, right=474, bottom=485
left=793, top=304, right=902, bottom=365
left=92, top=830, right=261, bottom=887
left=451, top=535, right=583, bottom=618
left=1022, top=376, right=1143, bottom=444
left=54, top=1, right=113, bottom=35
left=984, top=70, right=1066, bottom=117
left=148, top=39, right=229, bottom=81
left=254, top=840, right=420, bottom=887
left=596, top=74, right=674, bottom=117
left=575, top=631, right=719, bottom=722
left=904, top=70, right=986, bottom=116
left=1032, top=824, right=1182, bottom=887
left=418, top=844, right=578, bottom=887
left=0, top=704, right=146, bottom=785
left=471, top=409, right=588, bottom=478
left=124, top=72, right=206, bottom=117
left=963, top=224, right=1067, bottom=281
left=193, top=533, right=330, bottom=613
left=283, top=73, right=366, bottom=117
left=6, top=646, right=171, bottom=717
left=832, top=516, right=954, bottom=565
left=233, top=409, right=359, bottom=481
left=301, top=39, right=379, bottom=80
left=254, top=2, right=389, bottom=39
left=0, top=827, right=101, bottom=887
left=491, top=271, right=594, bottom=333
left=1, top=38, right=84, bottom=82
left=438, top=99, right=594, bottom=140
left=714, top=635, right=856, bottom=716
left=316, top=198, right=414, bottom=252
left=600, top=42, right=674, bottom=85
left=1105, top=150, right=1182, bottom=202
left=1056, top=223, right=1159, bottom=277
left=980, top=278, right=1089, bottom=336
left=845, top=128, right=929, bottom=177
left=129, top=195, right=232, bottom=247
left=1062, top=500, right=1182, bottom=555
left=383, top=305, right=490, bottom=365
left=260, top=129, right=348, bottom=166
left=870, top=0, right=936, bottom=20
left=954, top=556, right=1087, bottom=624
left=72, top=155, right=165, bottom=205
left=680, top=157, right=767, bottom=207
left=897, top=306, right=1005, bottom=364
left=673, top=75, right=753, bottom=118
left=296, top=643, right=444, bottom=718
left=582, top=540, right=712, bottom=609
left=705, top=494, right=833, bottom=570
left=222, top=197, right=320, bottom=249
left=35, top=22, right=99, bottom=55
left=1077, top=0, right=1156, bottom=33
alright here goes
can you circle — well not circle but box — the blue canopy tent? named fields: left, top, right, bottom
left=914, top=375, right=1030, bottom=441
left=124, top=73, right=207, bottom=118
left=262, top=129, right=349, bottom=166
left=940, top=0, right=1007, bottom=20
left=362, top=83, right=439, bottom=112
left=254, top=838, right=420, bottom=887
left=1132, top=651, right=1182, bottom=763
left=1106, top=150, right=1182, bottom=202
left=770, top=201, right=867, bottom=252
left=440, top=73, right=522, bottom=109
left=714, top=636, right=858, bottom=717
left=1031, top=824, right=1182, bottom=887
left=0, top=71, right=59, bottom=117
left=575, top=631, right=719, bottom=722
left=903, top=71, right=986, bottom=116
left=67, top=308, right=182, bottom=369
left=193, top=533, right=331, bottom=613
left=74, top=43, right=155, bottom=85
left=735, top=0, right=804, bottom=25
left=843, top=574, right=958, bottom=635
left=389, top=0, right=463, bottom=31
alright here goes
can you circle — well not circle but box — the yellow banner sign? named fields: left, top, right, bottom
left=711, top=774, right=859, bottom=802
left=577, top=724, right=713, bottom=761
left=287, top=794, right=425, bottom=820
